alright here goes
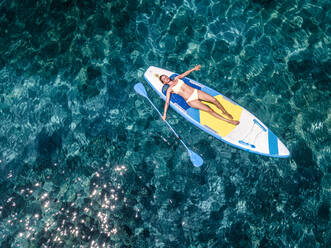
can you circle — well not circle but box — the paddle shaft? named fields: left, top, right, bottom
left=145, top=97, right=190, bottom=150
left=134, top=82, right=203, bottom=166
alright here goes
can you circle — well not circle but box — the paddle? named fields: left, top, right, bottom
left=134, top=83, right=203, bottom=167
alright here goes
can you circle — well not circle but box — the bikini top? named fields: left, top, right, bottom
left=172, top=79, right=184, bottom=94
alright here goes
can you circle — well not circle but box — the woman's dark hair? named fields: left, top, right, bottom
left=159, top=74, right=166, bottom=83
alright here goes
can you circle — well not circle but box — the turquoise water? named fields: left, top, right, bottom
left=0, top=0, right=330, bottom=247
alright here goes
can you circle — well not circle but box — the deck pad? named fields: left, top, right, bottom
left=200, top=95, right=243, bottom=137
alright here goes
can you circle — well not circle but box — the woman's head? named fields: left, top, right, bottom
left=159, top=75, right=170, bottom=84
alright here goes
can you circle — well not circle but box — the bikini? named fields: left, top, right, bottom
left=172, top=79, right=199, bottom=103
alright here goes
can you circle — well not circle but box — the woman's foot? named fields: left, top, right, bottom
left=223, top=112, right=233, bottom=119
left=226, top=119, right=240, bottom=125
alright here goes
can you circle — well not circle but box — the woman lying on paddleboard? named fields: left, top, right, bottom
left=160, top=65, right=240, bottom=125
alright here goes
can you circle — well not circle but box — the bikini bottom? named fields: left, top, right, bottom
left=186, top=89, right=199, bottom=103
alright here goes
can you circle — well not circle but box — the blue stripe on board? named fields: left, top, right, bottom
left=253, top=119, right=267, bottom=132
left=268, top=130, right=279, bottom=155
left=186, top=107, right=200, bottom=122
left=201, top=86, right=218, bottom=97
left=172, top=94, right=190, bottom=110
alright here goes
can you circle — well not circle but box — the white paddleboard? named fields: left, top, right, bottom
left=144, top=66, right=290, bottom=158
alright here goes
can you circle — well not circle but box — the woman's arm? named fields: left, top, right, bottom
left=162, top=89, right=172, bottom=120
left=175, top=65, right=201, bottom=80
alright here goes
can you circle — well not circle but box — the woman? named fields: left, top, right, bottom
left=160, top=65, right=240, bottom=125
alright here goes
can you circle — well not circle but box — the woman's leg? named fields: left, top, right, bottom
left=197, top=90, right=233, bottom=119
left=187, top=100, right=239, bottom=125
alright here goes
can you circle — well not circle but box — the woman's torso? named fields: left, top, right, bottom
left=171, top=79, right=195, bottom=100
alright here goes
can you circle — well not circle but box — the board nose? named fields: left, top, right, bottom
left=278, top=139, right=290, bottom=157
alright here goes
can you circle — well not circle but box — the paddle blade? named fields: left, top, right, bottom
left=188, top=150, right=203, bottom=167
left=134, top=83, right=147, bottom=98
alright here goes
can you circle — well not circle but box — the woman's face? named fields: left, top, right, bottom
left=160, top=75, right=170, bottom=84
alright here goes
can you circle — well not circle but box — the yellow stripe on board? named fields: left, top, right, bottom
left=200, top=95, right=243, bottom=137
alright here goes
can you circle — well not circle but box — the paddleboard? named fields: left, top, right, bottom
left=144, top=66, right=290, bottom=158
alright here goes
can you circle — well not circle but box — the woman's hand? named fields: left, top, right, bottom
left=162, top=114, right=166, bottom=121
left=177, top=65, right=201, bottom=79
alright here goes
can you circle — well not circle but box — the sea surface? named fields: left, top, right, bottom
left=0, top=0, right=330, bottom=247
